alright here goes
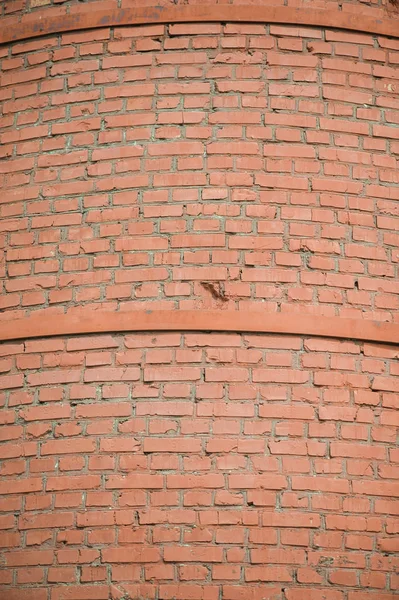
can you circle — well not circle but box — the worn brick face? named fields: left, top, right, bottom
left=1, top=8, right=399, bottom=600
left=0, top=333, right=398, bottom=597
left=0, top=22, right=399, bottom=320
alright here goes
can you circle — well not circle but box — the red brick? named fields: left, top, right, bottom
left=46, top=475, right=101, bottom=492
left=102, top=547, right=160, bottom=563
left=164, top=546, right=222, bottom=563
left=143, top=438, right=201, bottom=453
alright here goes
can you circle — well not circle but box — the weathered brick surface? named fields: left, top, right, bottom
left=1, top=24, right=399, bottom=321
left=1, top=14, right=399, bottom=600
left=0, top=332, right=398, bottom=599
left=1, top=0, right=399, bottom=25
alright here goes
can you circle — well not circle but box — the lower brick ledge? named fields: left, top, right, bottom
left=0, top=309, right=398, bottom=345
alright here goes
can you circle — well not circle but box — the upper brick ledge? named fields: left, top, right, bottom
left=1, top=1, right=399, bottom=44
left=1, top=0, right=399, bottom=20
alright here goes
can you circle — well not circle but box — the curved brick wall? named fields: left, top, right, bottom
left=1, top=333, right=399, bottom=599
left=1, top=4, right=399, bottom=600
left=0, top=22, right=399, bottom=320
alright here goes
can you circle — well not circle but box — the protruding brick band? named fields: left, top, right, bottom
left=0, top=4, right=399, bottom=45
left=1, top=310, right=398, bottom=345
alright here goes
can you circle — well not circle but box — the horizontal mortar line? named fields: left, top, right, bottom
left=0, top=4, right=399, bottom=46
left=0, top=310, right=398, bottom=345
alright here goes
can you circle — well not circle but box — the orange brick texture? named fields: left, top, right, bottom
left=1, top=12, right=399, bottom=600
left=1, top=0, right=398, bottom=22
left=0, top=333, right=399, bottom=600
left=0, top=24, right=399, bottom=320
